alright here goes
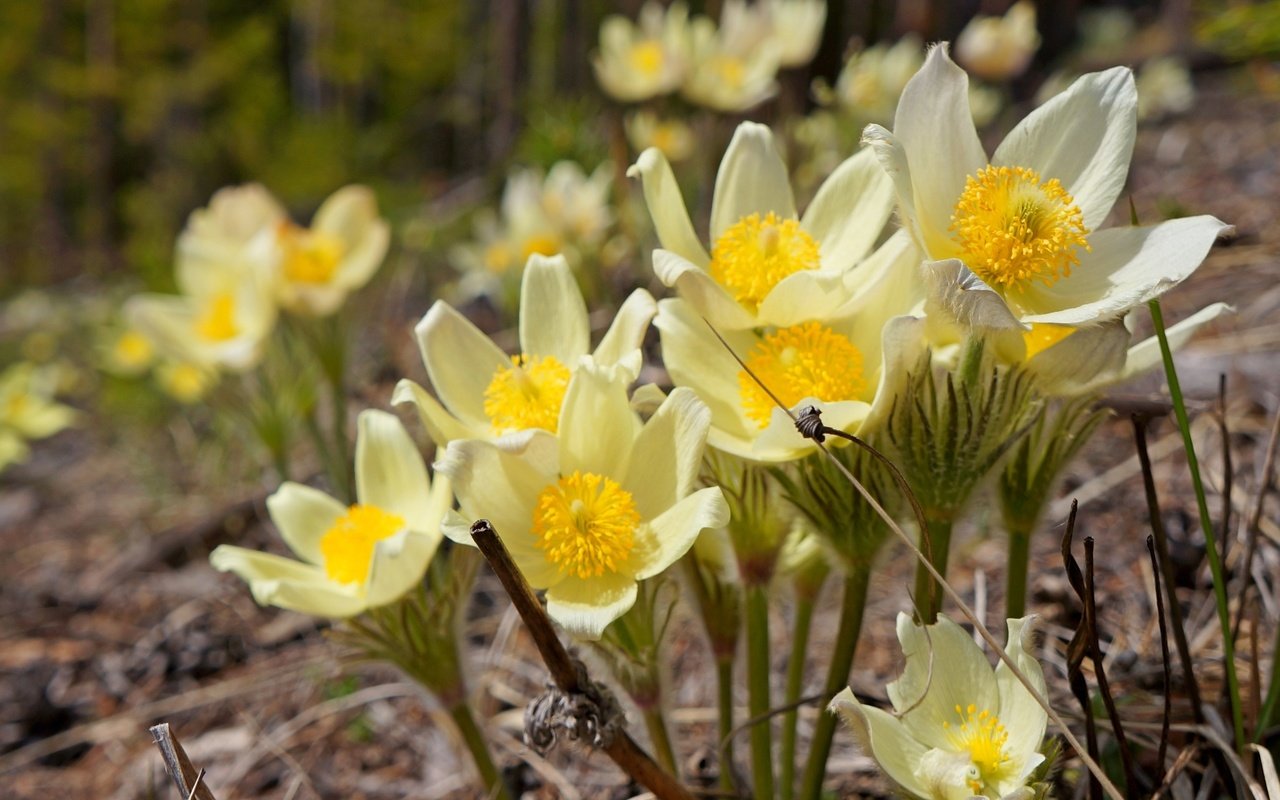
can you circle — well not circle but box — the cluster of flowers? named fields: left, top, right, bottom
left=121, top=184, right=390, bottom=400
left=206, top=42, right=1230, bottom=800
left=0, top=361, right=76, bottom=473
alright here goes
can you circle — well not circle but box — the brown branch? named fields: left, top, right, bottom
left=469, top=519, right=696, bottom=800
left=1147, top=536, right=1173, bottom=780
left=149, top=723, right=218, bottom=800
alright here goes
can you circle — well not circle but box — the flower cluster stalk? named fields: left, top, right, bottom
left=779, top=568, right=824, bottom=800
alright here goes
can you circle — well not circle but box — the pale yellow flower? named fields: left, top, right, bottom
left=593, top=1, right=690, bottom=103
left=625, top=112, right=695, bottom=163
left=155, top=360, right=218, bottom=404
left=437, top=362, right=729, bottom=638
left=177, top=183, right=287, bottom=270
left=682, top=14, right=780, bottom=112
left=104, top=328, right=156, bottom=376
left=763, top=0, right=826, bottom=68
left=0, top=362, right=77, bottom=471
left=210, top=410, right=449, bottom=618
left=864, top=45, right=1230, bottom=387
left=954, top=1, right=1040, bottom=81
left=833, top=613, right=1048, bottom=800
left=395, top=253, right=655, bottom=447
left=629, top=121, right=896, bottom=331
left=815, top=35, right=924, bottom=126
left=1137, top=56, right=1195, bottom=121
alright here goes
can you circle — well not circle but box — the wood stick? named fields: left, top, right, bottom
left=149, top=722, right=218, bottom=800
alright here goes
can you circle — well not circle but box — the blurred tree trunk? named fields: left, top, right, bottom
left=487, top=0, right=525, bottom=167
left=85, top=0, right=117, bottom=277
left=34, top=0, right=71, bottom=284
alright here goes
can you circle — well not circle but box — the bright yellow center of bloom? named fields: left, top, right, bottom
left=942, top=704, right=1015, bottom=793
left=520, top=233, right=561, bottom=261
left=628, top=40, right=665, bottom=76
left=950, top=165, right=1090, bottom=290
left=533, top=471, right=639, bottom=579
left=158, top=363, right=212, bottom=403
left=483, top=354, right=571, bottom=434
left=113, top=331, right=154, bottom=370
left=711, top=55, right=746, bottom=88
left=281, top=226, right=345, bottom=285
left=710, top=213, right=821, bottom=312
left=319, top=504, right=406, bottom=585
left=1022, top=323, right=1075, bottom=360
left=196, top=293, right=239, bottom=342
left=738, top=322, right=866, bottom=428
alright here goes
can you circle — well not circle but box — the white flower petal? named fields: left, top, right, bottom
left=994, top=616, right=1050, bottom=781
left=802, top=147, right=895, bottom=272
left=924, top=259, right=1027, bottom=331
left=634, top=487, right=730, bottom=581
left=265, top=482, right=347, bottom=565
left=558, top=359, right=638, bottom=480
left=752, top=398, right=869, bottom=462
left=354, top=410, right=433, bottom=526
left=1106, top=301, right=1232, bottom=388
left=654, top=298, right=759, bottom=441
left=652, top=249, right=758, bottom=329
left=1024, top=319, right=1130, bottom=396
left=622, top=387, right=711, bottom=519
left=391, top=378, right=474, bottom=447
left=756, top=269, right=853, bottom=329
left=830, top=689, right=932, bottom=799
left=209, top=546, right=366, bottom=618
left=862, top=315, right=929, bottom=434
left=710, top=122, right=797, bottom=242
left=544, top=570, right=639, bottom=639
left=593, top=288, right=657, bottom=369
left=993, top=67, right=1136, bottom=231
left=628, top=148, right=710, bottom=266
left=519, top=254, right=590, bottom=364
left=1016, top=216, right=1232, bottom=325
left=364, top=530, right=440, bottom=608
left=414, top=301, right=510, bottom=429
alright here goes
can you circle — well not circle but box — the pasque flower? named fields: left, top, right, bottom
left=833, top=613, right=1048, bottom=800
left=395, top=253, right=655, bottom=447
left=629, top=121, right=896, bottom=331
left=864, top=45, right=1230, bottom=385
left=955, top=1, right=1040, bottom=82
left=436, top=362, right=729, bottom=638
left=593, top=1, right=690, bottom=103
left=210, top=410, right=449, bottom=617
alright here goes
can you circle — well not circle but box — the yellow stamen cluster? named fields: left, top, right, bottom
left=738, top=322, right=866, bottom=427
left=710, top=212, right=822, bottom=312
left=520, top=233, right=562, bottom=262
left=711, top=55, right=746, bottom=89
left=280, top=225, right=345, bottom=285
left=196, top=293, right=239, bottom=342
left=483, top=354, right=571, bottom=434
left=533, top=471, right=640, bottom=579
left=950, top=165, right=1090, bottom=290
left=627, top=40, right=666, bottom=76
left=942, top=703, right=1014, bottom=793
left=319, top=504, right=407, bottom=585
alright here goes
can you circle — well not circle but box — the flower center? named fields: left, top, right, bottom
left=113, top=331, right=154, bottom=370
left=520, top=233, right=561, bottom=261
left=319, top=504, right=406, bottom=585
left=942, top=703, right=1015, bottom=793
left=710, top=213, right=822, bottom=312
left=281, top=225, right=345, bottom=285
left=628, top=40, right=666, bottom=76
left=738, top=322, right=866, bottom=428
left=483, top=354, right=571, bottom=434
left=533, top=471, right=639, bottom=579
left=158, top=362, right=213, bottom=403
left=195, top=292, right=239, bottom=342
left=711, top=54, right=746, bottom=89
left=950, top=165, right=1090, bottom=290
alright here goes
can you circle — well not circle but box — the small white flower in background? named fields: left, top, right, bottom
left=955, top=1, right=1040, bottom=82
left=815, top=35, right=924, bottom=126
left=833, top=613, right=1049, bottom=800
left=682, top=13, right=780, bottom=112
left=177, top=183, right=286, bottom=270
left=762, top=0, right=826, bottom=68
left=211, top=410, right=450, bottom=618
left=625, top=111, right=695, bottom=163
left=0, top=362, right=77, bottom=472
left=593, top=1, right=691, bottom=103
left=154, top=360, right=218, bottom=404
left=1137, top=56, right=1195, bottom=121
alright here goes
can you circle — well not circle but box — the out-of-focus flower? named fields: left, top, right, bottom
left=105, top=328, right=156, bottom=376
left=763, top=0, right=827, bottom=68
left=968, top=81, right=1004, bottom=127
left=593, top=1, right=690, bottom=103
left=625, top=112, right=695, bottom=163
left=396, top=253, right=655, bottom=447
left=177, top=183, right=286, bottom=269
left=0, top=362, right=77, bottom=471
left=437, top=362, right=729, bottom=638
left=211, top=410, right=449, bottom=618
left=864, top=45, right=1230, bottom=387
left=815, top=35, right=924, bottom=126
left=833, top=613, right=1048, bottom=800
left=629, top=121, right=895, bottom=330
left=682, top=13, right=780, bottom=112
left=126, top=259, right=277, bottom=372
left=1137, top=56, right=1195, bottom=120
left=955, top=1, right=1040, bottom=81
left=155, top=360, right=218, bottom=404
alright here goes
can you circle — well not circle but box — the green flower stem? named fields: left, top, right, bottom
left=779, top=591, right=817, bottom=800
left=1261, top=630, right=1280, bottom=736
left=1006, top=527, right=1032, bottom=619
left=320, top=318, right=353, bottom=503
left=715, top=655, right=735, bottom=793
left=447, top=701, right=513, bottom=800
left=744, top=584, right=775, bottom=800
left=913, top=517, right=954, bottom=623
left=1149, top=298, right=1244, bottom=750
left=641, top=706, right=679, bottom=778
left=798, top=567, right=870, bottom=800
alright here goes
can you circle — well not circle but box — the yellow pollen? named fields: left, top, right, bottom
left=521, top=233, right=561, bottom=261
left=532, top=471, right=639, bottom=579
left=738, top=322, right=866, bottom=428
left=483, top=354, right=571, bottom=434
left=1022, top=323, right=1075, bottom=360
left=195, top=293, right=239, bottom=342
left=944, top=703, right=1014, bottom=794
left=711, top=55, right=746, bottom=88
left=319, top=504, right=406, bottom=585
left=627, top=40, right=666, bottom=76
left=280, top=224, right=345, bottom=285
left=710, top=213, right=822, bottom=312
left=950, top=165, right=1090, bottom=290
